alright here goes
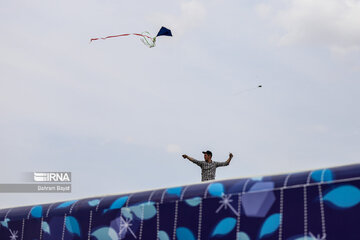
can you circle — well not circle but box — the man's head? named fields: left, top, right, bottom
left=202, top=150, right=212, bottom=162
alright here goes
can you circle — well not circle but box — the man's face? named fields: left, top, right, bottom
left=204, top=153, right=212, bottom=162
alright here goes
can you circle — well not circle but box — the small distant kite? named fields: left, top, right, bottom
left=90, top=26, right=172, bottom=48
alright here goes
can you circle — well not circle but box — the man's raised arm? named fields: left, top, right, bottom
left=216, top=153, right=233, bottom=167
left=182, top=154, right=202, bottom=167
left=226, top=153, right=233, bottom=165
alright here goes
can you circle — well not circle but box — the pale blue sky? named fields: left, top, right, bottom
left=1, top=0, right=360, bottom=208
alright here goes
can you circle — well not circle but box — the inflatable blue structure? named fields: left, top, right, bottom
left=1, top=164, right=360, bottom=239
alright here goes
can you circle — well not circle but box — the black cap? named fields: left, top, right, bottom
left=202, top=150, right=212, bottom=156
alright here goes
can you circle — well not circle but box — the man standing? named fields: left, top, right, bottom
left=182, top=150, right=233, bottom=182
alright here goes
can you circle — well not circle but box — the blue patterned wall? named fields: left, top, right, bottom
left=1, top=164, right=360, bottom=239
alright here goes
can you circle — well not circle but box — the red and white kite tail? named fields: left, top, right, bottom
left=90, top=33, right=153, bottom=43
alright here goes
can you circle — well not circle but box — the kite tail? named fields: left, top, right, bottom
left=90, top=33, right=153, bottom=43
left=140, top=32, right=156, bottom=48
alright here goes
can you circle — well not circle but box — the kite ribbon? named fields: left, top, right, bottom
left=90, top=33, right=153, bottom=42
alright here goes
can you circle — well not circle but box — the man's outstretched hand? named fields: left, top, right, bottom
left=224, top=152, right=233, bottom=165
left=182, top=154, right=188, bottom=159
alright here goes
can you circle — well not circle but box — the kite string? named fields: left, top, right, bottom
left=233, top=86, right=261, bottom=96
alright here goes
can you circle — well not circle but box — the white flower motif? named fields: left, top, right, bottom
left=118, top=216, right=136, bottom=239
left=9, top=229, right=18, bottom=240
left=215, top=194, right=239, bottom=216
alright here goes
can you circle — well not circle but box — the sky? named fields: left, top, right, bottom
left=1, top=0, right=360, bottom=208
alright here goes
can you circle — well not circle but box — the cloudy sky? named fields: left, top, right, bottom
left=1, top=0, right=360, bottom=208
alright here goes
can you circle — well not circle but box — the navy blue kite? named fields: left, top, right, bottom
left=90, top=26, right=172, bottom=48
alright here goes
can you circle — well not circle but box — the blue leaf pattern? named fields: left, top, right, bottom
left=176, top=227, right=195, bottom=240
left=167, top=187, right=182, bottom=197
left=158, top=230, right=170, bottom=240
left=104, top=196, right=128, bottom=213
left=208, top=183, right=225, bottom=197
left=323, top=185, right=360, bottom=208
left=0, top=218, right=10, bottom=228
left=109, top=196, right=128, bottom=210
left=311, top=169, right=333, bottom=182
left=121, top=207, right=133, bottom=220
left=88, top=199, right=100, bottom=207
left=130, top=202, right=157, bottom=220
left=92, top=227, right=118, bottom=240
left=211, top=217, right=236, bottom=237
left=56, top=200, right=77, bottom=209
left=185, top=197, right=201, bottom=207
left=42, top=221, right=50, bottom=234
left=30, top=205, right=42, bottom=218
left=259, top=213, right=281, bottom=239
left=237, top=232, right=250, bottom=240
left=65, top=216, right=81, bottom=237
